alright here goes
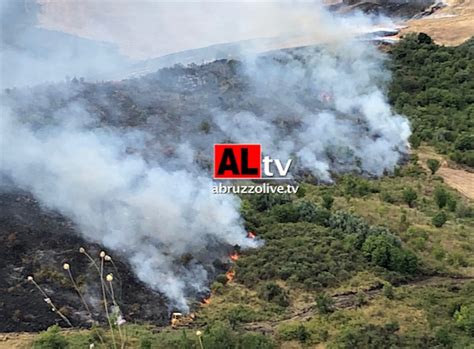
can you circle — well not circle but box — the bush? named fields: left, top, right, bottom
left=453, top=305, right=474, bottom=336
left=277, top=323, right=309, bottom=343
left=432, top=211, right=447, bottom=228
left=362, top=234, right=417, bottom=273
left=270, top=203, right=299, bottom=223
left=456, top=203, right=474, bottom=218
left=270, top=201, right=330, bottom=225
left=446, top=196, right=457, bottom=212
left=239, top=332, right=276, bottom=349
left=434, top=186, right=448, bottom=208
left=33, top=325, right=68, bottom=349
left=427, top=159, right=441, bottom=174
left=329, top=323, right=400, bottom=349
left=203, top=321, right=236, bottom=349
left=322, top=194, right=334, bottom=210
left=355, top=291, right=368, bottom=307
left=316, top=293, right=334, bottom=314
left=383, top=283, right=395, bottom=300
left=258, top=282, right=289, bottom=307
left=226, top=305, right=260, bottom=327
left=403, top=188, right=418, bottom=208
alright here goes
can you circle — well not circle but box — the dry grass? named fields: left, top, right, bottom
left=417, top=146, right=474, bottom=200
left=400, top=0, right=474, bottom=46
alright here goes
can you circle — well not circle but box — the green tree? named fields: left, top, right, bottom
left=446, top=196, right=457, bottom=212
left=432, top=211, right=447, bottom=228
left=258, top=282, right=289, bottom=307
left=403, top=188, right=418, bottom=208
left=434, top=186, right=448, bottom=208
left=322, top=194, right=335, bottom=210
left=426, top=159, right=441, bottom=174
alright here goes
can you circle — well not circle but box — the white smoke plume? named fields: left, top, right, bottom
left=0, top=1, right=410, bottom=310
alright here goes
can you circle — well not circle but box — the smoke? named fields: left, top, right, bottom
left=0, top=1, right=410, bottom=311
left=0, top=0, right=133, bottom=88
left=37, top=0, right=397, bottom=59
left=0, top=102, right=258, bottom=310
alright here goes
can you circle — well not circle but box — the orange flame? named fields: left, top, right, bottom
left=247, top=231, right=256, bottom=239
left=226, top=270, right=235, bottom=282
left=230, top=252, right=240, bottom=261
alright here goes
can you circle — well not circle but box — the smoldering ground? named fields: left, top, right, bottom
left=0, top=1, right=410, bottom=312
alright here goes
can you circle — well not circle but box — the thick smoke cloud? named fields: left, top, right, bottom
left=0, top=1, right=410, bottom=310
left=213, top=42, right=410, bottom=181
left=0, top=104, right=258, bottom=311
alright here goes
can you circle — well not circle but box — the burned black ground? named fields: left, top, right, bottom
left=0, top=189, right=169, bottom=332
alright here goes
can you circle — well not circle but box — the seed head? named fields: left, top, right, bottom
left=79, top=247, right=85, bottom=254
left=99, top=251, right=106, bottom=258
left=196, top=330, right=202, bottom=337
left=106, top=274, right=114, bottom=282
left=104, top=255, right=112, bottom=261
left=63, top=263, right=70, bottom=270
left=27, top=276, right=34, bottom=281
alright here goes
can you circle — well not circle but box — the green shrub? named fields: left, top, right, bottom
left=446, top=196, right=457, bottom=212
left=238, top=332, right=276, bottom=349
left=203, top=321, right=235, bottom=349
left=402, top=188, right=418, bottom=208
left=322, top=194, right=335, bottom=210
left=226, top=305, right=261, bottom=327
left=277, top=323, right=309, bottom=343
left=33, top=325, right=68, bottom=349
left=456, top=203, right=474, bottom=218
left=427, top=159, right=441, bottom=175
left=383, top=283, right=395, bottom=300
left=432, top=211, right=447, bottom=228
left=258, top=282, right=289, bottom=307
left=316, top=293, right=334, bottom=314
left=362, top=234, right=418, bottom=273
left=329, top=323, right=400, bottom=349
left=434, top=186, right=448, bottom=208
left=454, top=305, right=474, bottom=336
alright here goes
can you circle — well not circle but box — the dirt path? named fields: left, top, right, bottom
left=417, top=147, right=474, bottom=200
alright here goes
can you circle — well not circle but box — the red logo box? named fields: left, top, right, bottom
left=214, top=144, right=261, bottom=179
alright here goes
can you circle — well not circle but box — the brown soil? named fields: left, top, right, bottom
left=400, top=0, right=474, bottom=46
left=0, top=332, right=35, bottom=349
left=417, top=147, right=474, bottom=200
